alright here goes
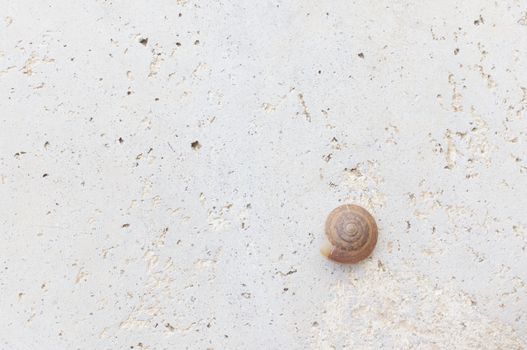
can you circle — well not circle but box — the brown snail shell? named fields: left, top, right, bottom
left=321, top=204, right=378, bottom=264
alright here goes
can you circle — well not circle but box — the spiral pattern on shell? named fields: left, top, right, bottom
left=322, top=204, right=378, bottom=264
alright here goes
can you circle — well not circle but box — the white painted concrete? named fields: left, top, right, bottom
left=1, top=1, right=527, bottom=348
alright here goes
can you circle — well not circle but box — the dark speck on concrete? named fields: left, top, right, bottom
left=474, top=15, right=484, bottom=26
left=191, top=141, right=201, bottom=150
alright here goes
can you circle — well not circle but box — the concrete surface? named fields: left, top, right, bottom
left=1, top=1, right=527, bottom=349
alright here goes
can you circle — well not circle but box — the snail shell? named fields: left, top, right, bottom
left=321, top=204, right=378, bottom=264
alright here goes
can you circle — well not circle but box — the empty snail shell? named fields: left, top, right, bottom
left=321, top=204, right=378, bottom=264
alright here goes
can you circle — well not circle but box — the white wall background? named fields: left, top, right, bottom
left=1, top=1, right=527, bottom=349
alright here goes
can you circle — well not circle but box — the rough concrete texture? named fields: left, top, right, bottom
left=1, top=1, right=527, bottom=349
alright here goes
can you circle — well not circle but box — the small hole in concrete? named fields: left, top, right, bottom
left=191, top=141, right=201, bottom=150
